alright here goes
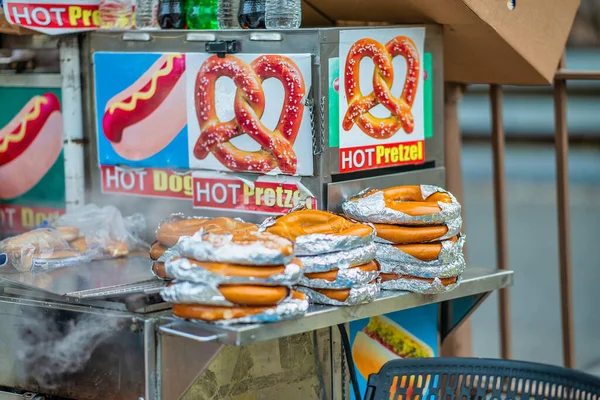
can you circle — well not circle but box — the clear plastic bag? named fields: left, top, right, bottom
left=53, top=204, right=149, bottom=260
left=0, top=228, right=90, bottom=272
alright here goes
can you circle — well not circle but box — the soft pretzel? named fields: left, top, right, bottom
left=157, top=217, right=257, bottom=247
left=388, top=236, right=458, bottom=261
left=304, top=260, right=379, bottom=281
left=343, top=185, right=460, bottom=225
left=380, top=273, right=459, bottom=286
left=150, top=241, right=168, bottom=260
left=374, top=222, right=461, bottom=244
left=218, top=285, right=289, bottom=306
left=265, top=210, right=373, bottom=240
left=173, top=304, right=273, bottom=321
left=169, top=257, right=292, bottom=279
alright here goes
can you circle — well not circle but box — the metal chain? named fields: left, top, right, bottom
left=318, top=95, right=326, bottom=155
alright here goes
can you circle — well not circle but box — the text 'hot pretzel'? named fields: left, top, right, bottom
left=194, top=55, right=305, bottom=175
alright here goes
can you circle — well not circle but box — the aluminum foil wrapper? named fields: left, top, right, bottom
left=215, top=298, right=309, bottom=325
left=381, top=275, right=463, bottom=294
left=297, top=283, right=380, bottom=306
left=374, top=217, right=463, bottom=244
left=299, top=267, right=380, bottom=289
left=161, top=281, right=292, bottom=307
left=172, top=231, right=295, bottom=266
left=375, top=234, right=466, bottom=266
left=293, top=229, right=374, bottom=256
left=377, top=254, right=466, bottom=279
left=165, top=257, right=302, bottom=286
left=342, top=185, right=461, bottom=225
left=299, top=242, right=376, bottom=273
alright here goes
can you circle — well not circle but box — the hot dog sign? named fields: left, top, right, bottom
left=93, top=51, right=314, bottom=176
left=338, top=28, right=426, bottom=173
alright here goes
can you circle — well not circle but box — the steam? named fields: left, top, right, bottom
left=17, top=310, right=120, bottom=389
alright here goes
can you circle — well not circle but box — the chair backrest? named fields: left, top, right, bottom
left=364, top=357, right=600, bottom=400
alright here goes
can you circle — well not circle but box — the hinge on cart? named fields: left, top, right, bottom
left=205, top=40, right=241, bottom=58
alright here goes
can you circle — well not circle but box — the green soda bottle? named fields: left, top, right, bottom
left=186, top=0, right=218, bottom=29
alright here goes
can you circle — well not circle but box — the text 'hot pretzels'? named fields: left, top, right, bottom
left=194, top=55, right=305, bottom=174
left=343, top=36, right=420, bottom=139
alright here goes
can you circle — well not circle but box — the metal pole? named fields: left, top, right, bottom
left=553, top=56, right=575, bottom=368
left=441, top=82, right=472, bottom=357
left=59, top=34, right=86, bottom=211
left=490, top=84, right=511, bottom=359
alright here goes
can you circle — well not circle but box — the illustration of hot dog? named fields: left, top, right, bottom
left=0, top=93, right=62, bottom=200
left=352, top=316, right=434, bottom=380
left=102, top=53, right=186, bottom=161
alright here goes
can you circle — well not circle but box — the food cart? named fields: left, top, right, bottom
left=0, top=0, right=580, bottom=397
left=0, top=27, right=513, bottom=400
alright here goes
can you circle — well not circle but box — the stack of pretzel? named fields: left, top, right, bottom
left=155, top=215, right=308, bottom=323
left=264, top=209, right=380, bottom=306
left=342, top=185, right=466, bottom=294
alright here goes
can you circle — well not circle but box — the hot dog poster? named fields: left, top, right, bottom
left=185, top=53, right=314, bottom=176
left=93, top=52, right=189, bottom=169
left=93, top=51, right=314, bottom=177
left=338, top=28, right=426, bottom=173
left=0, top=87, right=66, bottom=235
left=349, top=304, right=438, bottom=399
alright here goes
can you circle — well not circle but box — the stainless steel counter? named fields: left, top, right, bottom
left=159, top=267, right=513, bottom=346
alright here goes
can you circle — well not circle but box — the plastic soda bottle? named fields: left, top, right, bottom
left=265, top=0, right=300, bottom=29
left=238, top=0, right=265, bottom=29
left=99, top=0, right=135, bottom=29
left=186, top=0, right=218, bottom=29
left=218, top=0, right=241, bottom=28
left=158, top=0, right=187, bottom=28
left=135, top=0, right=160, bottom=29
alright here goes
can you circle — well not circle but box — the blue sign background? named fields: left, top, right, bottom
left=93, top=52, right=189, bottom=168
left=349, top=304, right=439, bottom=399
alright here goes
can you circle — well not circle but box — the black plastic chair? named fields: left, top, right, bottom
left=364, top=357, right=600, bottom=400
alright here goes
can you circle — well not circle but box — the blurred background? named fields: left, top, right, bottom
left=465, top=0, right=600, bottom=374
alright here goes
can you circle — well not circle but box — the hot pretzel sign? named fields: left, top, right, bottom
left=338, top=28, right=426, bottom=173
left=187, top=53, right=314, bottom=176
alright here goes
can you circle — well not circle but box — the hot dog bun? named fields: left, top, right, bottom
left=352, top=316, right=434, bottom=380
left=0, top=93, right=62, bottom=199
left=103, top=54, right=187, bottom=161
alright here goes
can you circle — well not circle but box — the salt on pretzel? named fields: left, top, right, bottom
left=193, top=54, right=305, bottom=174
left=265, top=210, right=373, bottom=240
left=157, top=217, right=258, bottom=247
left=343, top=36, right=420, bottom=139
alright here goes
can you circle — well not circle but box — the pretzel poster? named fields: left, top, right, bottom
left=186, top=53, right=314, bottom=177
left=338, top=28, right=426, bottom=173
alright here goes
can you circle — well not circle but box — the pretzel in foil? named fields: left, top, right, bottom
left=374, top=216, right=462, bottom=244
left=343, top=36, right=420, bottom=139
left=265, top=209, right=372, bottom=240
left=193, top=54, right=305, bottom=174
left=343, top=185, right=461, bottom=225
left=157, top=217, right=258, bottom=247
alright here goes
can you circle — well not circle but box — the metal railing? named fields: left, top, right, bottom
left=445, top=54, right=590, bottom=368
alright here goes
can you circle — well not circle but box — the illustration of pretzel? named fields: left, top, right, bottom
left=193, top=55, right=305, bottom=174
left=343, top=36, right=420, bottom=139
